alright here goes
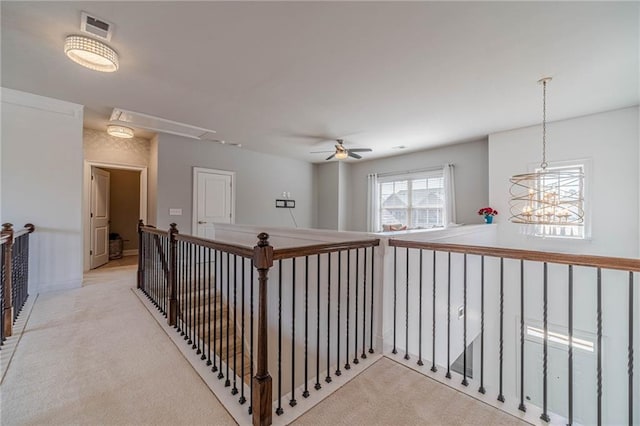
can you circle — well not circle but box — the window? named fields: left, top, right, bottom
left=531, top=163, right=586, bottom=239
left=378, top=171, right=446, bottom=231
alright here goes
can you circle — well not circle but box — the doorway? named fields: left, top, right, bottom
left=192, top=167, right=235, bottom=239
left=83, top=161, right=148, bottom=272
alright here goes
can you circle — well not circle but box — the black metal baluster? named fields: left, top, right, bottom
left=240, top=257, right=246, bottom=404
left=446, top=252, right=451, bottom=379
left=195, top=245, right=200, bottom=352
left=345, top=250, right=351, bottom=370
left=213, top=250, right=219, bottom=373
left=498, top=257, right=505, bottom=403
left=187, top=243, right=193, bottom=345
left=462, top=253, right=468, bottom=386
left=180, top=241, right=184, bottom=329
left=354, top=249, right=360, bottom=364
left=303, top=256, right=310, bottom=398
left=596, top=267, right=602, bottom=426
left=405, top=247, right=410, bottom=360
left=201, top=246, right=207, bottom=359
left=418, top=249, right=423, bottom=366
left=218, top=250, right=224, bottom=379
left=362, top=247, right=367, bottom=360
left=568, top=265, right=573, bottom=425
left=628, top=271, right=633, bottom=426
left=207, top=248, right=212, bottom=366
left=276, top=260, right=283, bottom=415
left=518, top=259, right=525, bottom=411
left=369, top=246, right=375, bottom=354
left=326, top=253, right=332, bottom=383
left=431, top=250, right=437, bottom=373
left=290, top=258, right=297, bottom=406
left=392, top=246, right=397, bottom=355
left=478, top=255, right=485, bottom=394
left=249, top=265, right=254, bottom=414
left=336, top=252, right=342, bottom=376
left=540, top=262, right=549, bottom=421
left=315, top=253, right=321, bottom=390
left=225, top=252, right=231, bottom=387
left=232, top=255, right=238, bottom=395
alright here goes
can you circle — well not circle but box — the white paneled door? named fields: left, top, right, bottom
left=90, top=167, right=110, bottom=269
left=193, top=168, right=234, bottom=239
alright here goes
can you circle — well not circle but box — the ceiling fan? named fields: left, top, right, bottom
left=311, top=139, right=372, bottom=160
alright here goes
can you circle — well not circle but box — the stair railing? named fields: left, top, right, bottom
left=1, top=223, right=35, bottom=343
left=137, top=221, right=380, bottom=426
left=387, top=238, right=638, bottom=425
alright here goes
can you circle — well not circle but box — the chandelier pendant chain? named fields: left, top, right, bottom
left=541, top=79, right=547, bottom=169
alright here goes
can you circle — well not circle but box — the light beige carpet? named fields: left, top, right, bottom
left=1, top=266, right=236, bottom=426
left=292, top=357, right=527, bottom=426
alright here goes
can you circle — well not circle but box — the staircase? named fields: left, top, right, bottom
left=177, top=284, right=253, bottom=386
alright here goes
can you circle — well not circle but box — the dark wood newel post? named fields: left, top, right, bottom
left=167, top=223, right=179, bottom=326
left=137, top=220, right=144, bottom=289
left=253, top=232, right=274, bottom=426
left=2, top=223, right=14, bottom=338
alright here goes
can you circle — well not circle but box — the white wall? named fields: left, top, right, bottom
left=1, top=88, right=84, bottom=292
left=156, top=134, right=314, bottom=233
left=314, top=162, right=340, bottom=230
left=489, top=106, right=639, bottom=257
left=487, top=106, right=639, bottom=424
left=346, top=139, right=489, bottom=231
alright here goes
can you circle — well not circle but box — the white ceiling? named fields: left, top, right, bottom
left=2, top=1, right=638, bottom=163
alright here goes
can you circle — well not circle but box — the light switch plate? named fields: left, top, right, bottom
left=169, top=208, right=182, bottom=216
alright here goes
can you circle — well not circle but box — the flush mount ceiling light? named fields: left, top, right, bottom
left=64, top=35, right=119, bottom=72
left=509, top=77, right=584, bottom=226
left=107, top=124, right=134, bottom=138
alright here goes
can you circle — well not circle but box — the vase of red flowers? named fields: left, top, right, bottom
left=478, top=207, right=498, bottom=224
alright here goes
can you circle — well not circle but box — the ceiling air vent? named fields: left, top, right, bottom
left=110, top=108, right=217, bottom=140
left=80, top=12, right=113, bottom=41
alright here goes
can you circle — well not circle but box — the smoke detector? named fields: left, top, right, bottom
left=80, top=12, right=113, bottom=41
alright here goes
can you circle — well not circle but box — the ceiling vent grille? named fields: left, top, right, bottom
left=80, top=12, right=113, bottom=41
left=110, top=108, right=218, bottom=140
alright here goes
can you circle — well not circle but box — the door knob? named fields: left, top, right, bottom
left=198, top=220, right=207, bottom=224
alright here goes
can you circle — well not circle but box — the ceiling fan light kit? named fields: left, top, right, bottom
left=313, top=139, right=373, bottom=161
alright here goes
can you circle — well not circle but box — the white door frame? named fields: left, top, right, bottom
left=192, top=167, right=235, bottom=233
left=83, top=161, right=148, bottom=272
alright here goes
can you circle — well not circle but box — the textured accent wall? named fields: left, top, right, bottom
left=83, top=128, right=151, bottom=167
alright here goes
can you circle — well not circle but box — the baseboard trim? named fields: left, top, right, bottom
left=123, top=249, right=138, bottom=257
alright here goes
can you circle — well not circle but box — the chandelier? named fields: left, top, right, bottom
left=509, top=78, right=584, bottom=226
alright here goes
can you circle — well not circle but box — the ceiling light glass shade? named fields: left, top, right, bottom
left=107, top=125, right=134, bottom=138
left=64, top=35, right=119, bottom=72
left=509, top=169, right=584, bottom=225
left=335, top=150, right=349, bottom=160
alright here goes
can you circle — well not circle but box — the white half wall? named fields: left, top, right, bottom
left=1, top=88, right=84, bottom=292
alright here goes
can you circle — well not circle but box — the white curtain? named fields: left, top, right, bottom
left=443, top=163, right=456, bottom=226
left=366, top=173, right=379, bottom=232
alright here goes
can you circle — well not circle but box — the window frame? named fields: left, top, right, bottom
left=377, top=169, right=446, bottom=231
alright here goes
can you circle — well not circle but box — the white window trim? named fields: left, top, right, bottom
left=525, top=158, right=592, bottom=241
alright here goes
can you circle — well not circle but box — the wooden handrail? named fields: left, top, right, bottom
left=389, top=239, right=640, bottom=272
left=273, top=239, right=380, bottom=260
left=175, top=233, right=254, bottom=259
left=14, top=223, right=35, bottom=239
left=140, top=225, right=169, bottom=237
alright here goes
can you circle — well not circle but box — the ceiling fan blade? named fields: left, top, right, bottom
left=348, top=151, right=362, bottom=159
left=325, top=153, right=336, bottom=161
left=348, top=148, right=372, bottom=152
left=310, top=150, right=335, bottom=154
